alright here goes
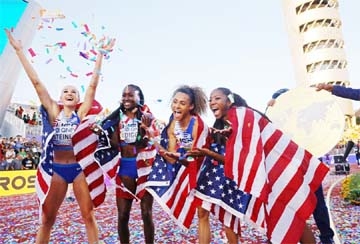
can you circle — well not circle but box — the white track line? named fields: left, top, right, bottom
left=326, top=175, right=345, bottom=244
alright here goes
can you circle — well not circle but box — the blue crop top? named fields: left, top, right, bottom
left=52, top=111, right=80, bottom=151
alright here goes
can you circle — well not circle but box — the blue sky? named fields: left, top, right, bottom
left=2, top=0, right=360, bottom=123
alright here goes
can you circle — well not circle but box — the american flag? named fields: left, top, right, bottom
left=72, top=114, right=118, bottom=207
left=146, top=115, right=209, bottom=229
left=194, top=143, right=251, bottom=234
left=225, top=107, right=329, bottom=243
left=35, top=106, right=56, bottom=208
left=200, top=201, right=242, bottom=235
left=35, top=102, right=116, bottom=213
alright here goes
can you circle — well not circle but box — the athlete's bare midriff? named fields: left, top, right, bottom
left=121, top=144, right=138, bottom=158
left=53, top=150, right=77, bottom=164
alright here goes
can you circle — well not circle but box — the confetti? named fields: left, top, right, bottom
left=29, top=16, right=116, bottom=78
left=2, top=165, right=356, bottom=243
left=71, top=21, right=78, bottom=28
left=90, top=49, right=97, bottom=56
left=57, top=55, right=64, bottom=63
left=80, top=31, right=89, bottom=38
left=79, top=51, right=89, bottom=60
left=83, top=24, right=90, bottom=32
left=28, top=48, right=36, bottom=57
left=57, top=42, right=66, bottom=48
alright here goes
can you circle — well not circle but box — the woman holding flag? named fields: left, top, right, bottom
left=189, top=87, right=329, bottom=244
left=5, top=29, right=115, bottom=243
left=92, top=84, right=159, bottom=244
left=145, top=85, right=209, bottom=236
left=186, top=88, right=250, bottom=243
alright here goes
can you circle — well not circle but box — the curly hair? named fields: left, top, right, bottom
left=172, top=85, right=208, bottom=116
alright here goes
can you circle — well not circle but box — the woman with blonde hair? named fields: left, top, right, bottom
left=5, top=29, right=115, bottom=243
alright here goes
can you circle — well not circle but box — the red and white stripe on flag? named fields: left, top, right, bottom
left=225, top=107, right=329, bottom=243
left=72, top=115, right=108, bottom=207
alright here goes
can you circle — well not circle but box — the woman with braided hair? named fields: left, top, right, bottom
left=93, top=84, right=158, bottom=243
left=190, top=87, right=329, bottom=244
left=187, top=87, right=249, bottom=243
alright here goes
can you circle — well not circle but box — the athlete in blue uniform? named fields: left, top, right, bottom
left=5, top=28, right=115, bottom=243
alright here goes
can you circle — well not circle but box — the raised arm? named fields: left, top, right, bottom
left=78, top=37, right=116, bottom=119
left=5, top=29, right=58, bottom=115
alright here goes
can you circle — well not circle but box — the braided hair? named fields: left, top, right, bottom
left=119, top=84, right=149, bottom=148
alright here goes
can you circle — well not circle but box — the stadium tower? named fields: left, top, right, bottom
left=281, top=0, right=353, bottom=116
left=0, top=2, right=64, bottom=137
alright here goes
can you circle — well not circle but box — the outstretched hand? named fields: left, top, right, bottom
left=158, top=149, right=180, bottom=164
left=139, top=113, right=158, bottom=140
left=4, top=28, right=22, bottom=51
left=97, top=36, right=116, bottom=54
left=210, top=124, right=232, bottom=138
left=186, top=147, right=209, bottom=158
left=314, top=83, right=333, bottom=92
left=140, top=113, right=153, bottom=128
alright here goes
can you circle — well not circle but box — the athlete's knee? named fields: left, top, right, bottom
left=81, top=211, right=96, bottom=225
left=118, top=208, right=131, bottom=223
left=141, top=205, right=153, bottom=219
left=41, top=212, right=57, bottom=227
